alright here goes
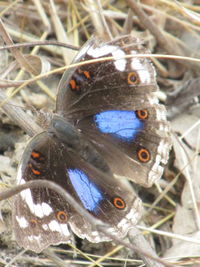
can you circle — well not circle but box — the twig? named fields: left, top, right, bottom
left=126, top=0, right=200, bottom=71
left=129, top=228, right=166, bottom=267
left=0, top=90, right=42, bottom=137
left=49, top=0, right=75, bottom=64
left=0, top=19, right=38, bottom=76
left=126, top=0, right=182, bottom=56
left=0, top=40, right=79, bottom=52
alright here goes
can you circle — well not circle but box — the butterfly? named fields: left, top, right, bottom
left=13, top=35, right=171, bottom=253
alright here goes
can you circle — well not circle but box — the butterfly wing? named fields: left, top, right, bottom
left=13, top=124, right=142, bottom=253
left=56, top=36, right=171, bottom=187
left=13, top=132, right=72, bottom=253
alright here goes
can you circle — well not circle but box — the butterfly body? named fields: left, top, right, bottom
left=13, top=35, right=171, bottom=252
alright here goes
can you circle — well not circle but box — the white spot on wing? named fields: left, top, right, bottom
left=27, top=235, right=34, bottom=242
left=42, top=224, right=48, bottom=231
left=131, top=57, right=151, bottom=84
left=130, top=50, right=157, bottom=84
left=112, top=49, right=126, bottom=71
left=60, top=224, right=70, bottom=236
left=41, top=203, right=53, bottom=216
left=148, top=140, right=169, bottom=184
left=87, top=45, right=116, bottom=58
left=27, top=235, right=41, bottom=242
left=148, top=95, right=158, bottom=105
left=87, top=44, right=126, bottom=71
left=117, top=198, right=142, bottom=230
left=48, top=220, right=60, bottom=232
left=156, top=106, right=166, bottom=121
left=19, top=179, right=53, bottom=218
left=48, top=220, right=70, bottom=236
left=16, top=216, right=28, bottom=228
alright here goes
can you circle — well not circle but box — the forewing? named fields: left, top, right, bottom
left=56, top=36, right=171, bottom=187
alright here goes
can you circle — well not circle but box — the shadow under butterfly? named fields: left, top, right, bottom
left=13, top=35, right=171, bottom=253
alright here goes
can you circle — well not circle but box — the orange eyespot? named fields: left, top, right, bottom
left=30, top=219, right=37, bottom=228
left=83, top=70, right=90, bottom=79
left=69, top=79, right=81, bottom=92
left=31, top=151, right=45, bottom=163
left=136, top=110, right=148, bottom=120
left=127, top=72, right=140, bottom=85
left=137, top=148, right=150, bottom=163
left=28, top=163, right=41, bottom=176
left=31, top=151, right=40, bottom=159
left=78, top=68, right=91, bottom=79
left=31, top=168, right=41, bottom=176
left=69, top=79, right=76, bottom=89
left=112, top=197, right=126, bottom=210
left=56, top=211, right=68, bottom=223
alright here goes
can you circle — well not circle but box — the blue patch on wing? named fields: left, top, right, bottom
left=67, top=169, right=103, bottom=212
left=94, top=110, right=143, bottom=141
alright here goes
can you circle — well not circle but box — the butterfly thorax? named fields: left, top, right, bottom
left=49, top=115, right=110, bottom=173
